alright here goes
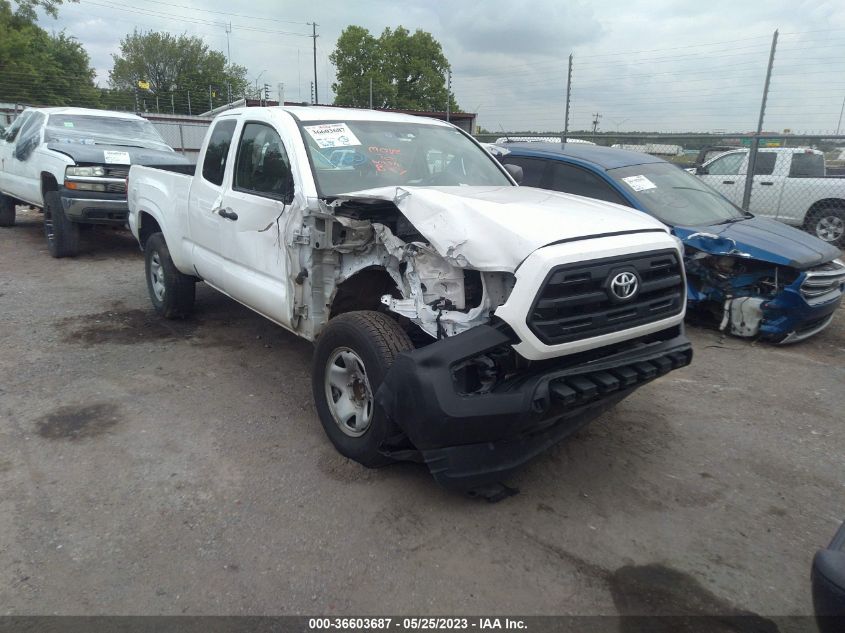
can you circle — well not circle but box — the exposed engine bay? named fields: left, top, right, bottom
left=684, top=246, right=800, bottom=338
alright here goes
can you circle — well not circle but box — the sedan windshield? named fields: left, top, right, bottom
left=298, top=120, right=511, bottom=196
left=609, top=162, right=745, bottom=226
left=45, top=114, right=172, bottom=151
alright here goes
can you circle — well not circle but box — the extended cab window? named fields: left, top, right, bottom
left=501, top=156, right=547, bottom=187
left=547, top=162, right=628, bottom=206
left=202, top=119, right=237, bottom=186
left=234, top=122, right=292, bottom=199
left=751, top=152, right=776, bottom=176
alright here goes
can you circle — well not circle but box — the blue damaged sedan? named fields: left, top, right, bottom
left=494, top=142, right=844, bottom=343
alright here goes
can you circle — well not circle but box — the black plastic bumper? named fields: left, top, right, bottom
left=60, top=188, right=128, bottom=225
left=813, top=520, right=845, bottom=632
left=377, top=325, right=692, bottom=490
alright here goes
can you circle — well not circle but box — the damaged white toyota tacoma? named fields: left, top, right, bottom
left=127, top=106, right=692, bottom=490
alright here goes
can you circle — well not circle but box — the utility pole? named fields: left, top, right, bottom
left=170, top=91, right=174, bottom=115
left=225, top=22, right=232, bottom=65
left=209, top=85, right=213, bottom=111
left=369, top=77, right=373, bottom=109
left=446, top=68, right=452, bottom=122
left=308, top=22, right=319, bottom=104
left=155, top=95, right=159, bottom=113
left=563, top=53, right=572, bottom=142
left=187, top=91, right=191, bottom=116
left=742, top=29, right=778, bottom=211
left=310, top=81, right=315, bottom=105
left=591, top=112, right=601, bottom=136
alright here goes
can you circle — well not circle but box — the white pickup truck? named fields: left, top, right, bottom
left=0, top=107, right=187, bottom=257
left=696, top=147, right=845, bottom=247
left=128, top=106, right=692, bottom=490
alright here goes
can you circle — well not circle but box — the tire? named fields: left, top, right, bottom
left=43, top=191, right=79, bottom=257
left=312, top=311, right=413, bottom=467
left=144, top=232, right=196, bottom=318
left=805, top=204, right=845, bottom=247
left=0, top=193, right=15, bottom=227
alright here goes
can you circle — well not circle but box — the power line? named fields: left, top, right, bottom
left=133, top=0, right=310, bottom=25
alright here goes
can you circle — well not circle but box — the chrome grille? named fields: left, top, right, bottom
left=801, top=261, right=845, bottom=301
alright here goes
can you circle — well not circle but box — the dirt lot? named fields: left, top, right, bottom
left=1, top=207, right=843, bottom=618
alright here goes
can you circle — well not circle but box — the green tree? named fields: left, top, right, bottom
left=0, top=0, right=98, bottom=106
left=11, top=0, right=76, bottom=20
left=331, top=25, right=459, bottom=112
left=109, top=30, right=249, bottom=114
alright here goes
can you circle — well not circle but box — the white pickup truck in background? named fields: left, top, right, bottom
left=0, top=107, right=187, bottom=257
left=128, top=105, right=692, bottom=491
left=695, top=147, right=845, bottom=247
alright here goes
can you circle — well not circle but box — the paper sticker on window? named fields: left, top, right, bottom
left=622, top=175, right=657, bottom=192
left=304, top=123, right=361, bottom=149
left=103, top=150, right=131, bottom=164
left=63, top=121, right=74, bottom=128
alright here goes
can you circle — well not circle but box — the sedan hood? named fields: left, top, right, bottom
left=46, top=142, right=190, bottom=167
left=675, top=216, right=841, bottom=269
left=336, top=186, right=669, bottom=271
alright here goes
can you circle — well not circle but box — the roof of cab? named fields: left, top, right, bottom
left=501, top=142, right=666, bottom=170
left=25, top=107, right=145, bottom=120
left=220, top=105, right=452, bottom=127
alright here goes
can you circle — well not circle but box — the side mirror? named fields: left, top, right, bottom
left=503, top=163, right=524, bottom=184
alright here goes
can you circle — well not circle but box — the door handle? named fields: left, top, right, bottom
left=722, top=180, right=735, bottom=185
left=216, top=207, right=239, bottom=221
left=760, top=182, right=774, bottom=186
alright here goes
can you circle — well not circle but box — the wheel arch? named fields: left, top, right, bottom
left=328, top=266, right=401, bottom=319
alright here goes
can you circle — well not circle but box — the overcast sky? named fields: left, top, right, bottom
left=37, top=0, right=845, bottom=133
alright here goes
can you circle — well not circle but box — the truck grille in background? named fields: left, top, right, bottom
left=104, top=166, right=129, bottom=179
left=800, top=261, right=845, bottom=301
left=528, top=250, right=685, bottom=345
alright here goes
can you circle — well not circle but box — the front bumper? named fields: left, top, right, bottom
left=60, top=188, right=128, bottom=225
left=376, top=324, right=692, bottom=490
left=760, top=285, right=843, bottom=343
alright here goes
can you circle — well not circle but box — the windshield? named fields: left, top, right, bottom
left=609, top=162, right=745, bottom=226
left=297, top=120, right=511, bottom=196
left=45, top=114, right=172, bottom=151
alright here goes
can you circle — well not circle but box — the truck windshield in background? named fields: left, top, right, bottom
left=609, top=162, right=746, bottom=226
left=45, top=114, right=172, bottom=152
left=297, top=120, right=511, bottom=196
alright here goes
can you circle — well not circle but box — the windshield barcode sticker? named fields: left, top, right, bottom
left=103, top=150, right=131, bottom=164
left=304, top=123, right=361, bottom=148
left=621, top=175, right=657, bottom=191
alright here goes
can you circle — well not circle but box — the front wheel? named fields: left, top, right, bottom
left=805, top=205, right=845, bottom=247
left=44, top=191, right=79, bottom=257
left=144, top=232, right=196, bottom=318
left=312, top=311, right=413, bottom=467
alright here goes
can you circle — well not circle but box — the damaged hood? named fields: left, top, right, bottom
left=46, top=142, right=189, bottom=167
left=335, top=185, right=668, bottom=271
left=675, top=217, right=841, bottom=269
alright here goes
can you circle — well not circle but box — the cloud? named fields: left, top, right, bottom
left=37, top=0, right=845, bottom=133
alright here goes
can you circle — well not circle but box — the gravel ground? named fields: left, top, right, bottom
left=1, top=207, right=843, bottom=618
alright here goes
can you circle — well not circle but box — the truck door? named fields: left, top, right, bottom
left=744, top=150, right=783, bottom=219
left=8, top=112, right=46, bottom=205
left=187, top=117, right=238, bottom=290
left=697, top=151, right=745, bottom=206
left=216, top=121, right=294, bottom=328
left=0, top=111, right=34, bottom=201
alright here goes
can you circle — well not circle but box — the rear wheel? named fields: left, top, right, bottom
left=44, top=191, right=79, bottom=257
left=312, top=311, right=413, bottom=467
left=0, top=193, right=15, bottom=227
left=144, top=232, right=196, bottom=318
left=805, top=204, right=845, bottom=247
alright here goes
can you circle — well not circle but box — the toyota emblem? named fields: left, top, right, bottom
left=610, top=271, right=638, bottom=300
